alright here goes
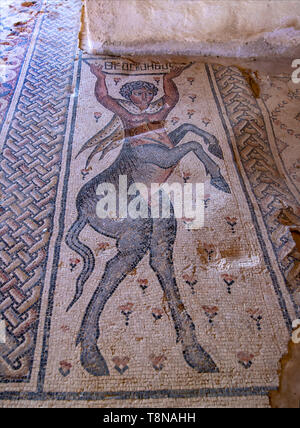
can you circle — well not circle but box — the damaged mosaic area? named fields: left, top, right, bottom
left=0, top=0, right=299, bottom=408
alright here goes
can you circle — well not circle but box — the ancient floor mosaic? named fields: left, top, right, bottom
left=0, top=0, right=299, bottom=408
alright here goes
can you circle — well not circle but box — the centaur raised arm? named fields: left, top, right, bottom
left=89, top=63, right=191, bottom=120
left=161, top=63, right=195, bottom=114
left=158, top=66, right=183, bottom=118
left=90, top=64, right=131, bottom=118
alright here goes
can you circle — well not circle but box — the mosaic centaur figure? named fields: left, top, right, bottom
left=66, top=62, right=230, bottom=376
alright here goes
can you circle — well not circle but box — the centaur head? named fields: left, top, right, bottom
left=120, top=81, right=158, bottom=110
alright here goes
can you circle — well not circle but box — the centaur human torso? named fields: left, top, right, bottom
left=66, top=63, right=230, bottom=376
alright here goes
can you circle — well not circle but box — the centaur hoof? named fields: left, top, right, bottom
left=211, top=175, right=231, bottom=194
left=183, top=344, right=219, bottom=373
left=80, top=342, right=110, bottom=377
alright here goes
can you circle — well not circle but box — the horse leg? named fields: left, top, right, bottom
left=187, top=141, right=230, bottom=193
left=168, top=123, right=224, bottom=159
left=149, top=215, right=219, bottom=373
left=135, top=143, right=230, bottom=194
left=77, top=219, right=152, bottom=376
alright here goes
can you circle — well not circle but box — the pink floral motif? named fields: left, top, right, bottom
left=222, top=274, right=236, bottom=294
left=237, top=352, right=255, bottom=369
left=202, top=306, right=219, bottom=325
left=69, top=257, right=80, bottom=272
left=182, top=216, right=196, bottom=229
left=112, top=356, right=130, bottom=374
left=187, top=109, right=195, bottom=119
left=113, top=77, right=121, bottom=86
left=119, top=303, right=134, bottom=312
left=182, top=273, right=197, bottom=294
left=59, top=360, right=72, bottom=377
left=137, top=278, right=149, bottom=294
left=149, top=354, right=167, bottom=371
left=225, top=216, right=238, bottom=233
left=94, top=112, right=102, bottom=122
left=95, top=241, right=110, bottom=255
left=202, top=305, right=219, bottom=314
left=182, top=273, right=195, bottom=283
left=81, top=166, right=92, bottom=180
left=171, top=117, right=180, bottom=126
left=182, top=170, right=191, bottom=183
left=152, top=308, right=163, bottom=321
left=119, top=303, right=134, bottom=326
left=202, top=117, right=211, bottom=127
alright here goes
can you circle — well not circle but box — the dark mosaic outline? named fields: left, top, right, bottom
left=0, top=385, right=274, bottom=402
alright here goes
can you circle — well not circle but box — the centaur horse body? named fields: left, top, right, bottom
left=66, top=63, right=230, bottom=376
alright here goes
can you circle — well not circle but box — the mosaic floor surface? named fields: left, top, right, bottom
left=0, top=0, right=299, bottom=408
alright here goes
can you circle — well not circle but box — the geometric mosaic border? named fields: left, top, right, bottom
left=0, top=0, right=81, bottom=383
